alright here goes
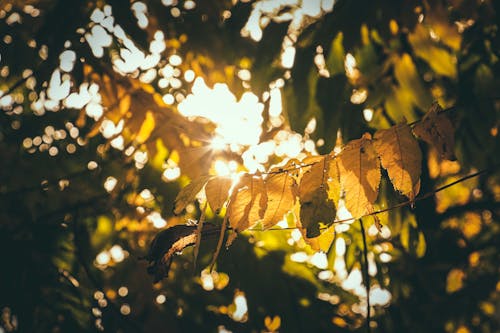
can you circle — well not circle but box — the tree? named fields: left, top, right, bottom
left=0, top=0, right=499, bottom=332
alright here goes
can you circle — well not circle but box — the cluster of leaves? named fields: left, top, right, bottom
left=146, top=102, right=455, bottom=281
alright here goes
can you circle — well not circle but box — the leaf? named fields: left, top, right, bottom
left=299, top=156, right=336, bottom=237
left=338, top=133, right=381, bottom=218
left=143, top=224, right=221, bottom=282
left=174, top=175, right=211, bottom=215
left=408, top=24, right=458, bottom=78
left=261, top=172, right=298, bottom=229
left=413, top=102, right=456, bottom=160
left=205, top=176, right=233, bottom=214
left=415, top=231, right=426, bottom=258
left=374, top=123, right=422, bottom=200
left=326, top=155, right=342, bottom=205
left=227, top=174, right=267, bottom=232
left=298, top=223, right=336, bottom=253
left=135, top=110, right=156, bottom=143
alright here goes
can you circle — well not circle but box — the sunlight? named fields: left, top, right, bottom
left=178, top=78, right=264, bottom=150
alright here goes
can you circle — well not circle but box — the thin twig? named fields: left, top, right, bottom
left=193, top=201, right=208, bottom=273
left=210, top=210, right=229, bottom=271
left=359, top=218, right=371, bottom=333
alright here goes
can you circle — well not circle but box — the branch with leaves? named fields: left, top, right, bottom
left=141, top=102, right=478, bottom=282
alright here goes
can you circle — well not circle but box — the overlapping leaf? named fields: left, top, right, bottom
left=227, top=174, right=267, bottom=232
left=338, top=133, right=381, bottom=218
left=374, top=123, right=422, bottom=200
left=205, top=176, right=233, bottom=214
left=413, top=102, right=456, bottom=160
left=174, top=175, right=211, bottom=215
left=261, top=173, right=298, bottom=229
left=299, top=156, right=336, bottom=237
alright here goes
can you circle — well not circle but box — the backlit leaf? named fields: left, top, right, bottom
left=299, top=156, right=336, bottom=237
left=174, top=175, right=211, bottom=215
left=413, top=102, right=456, bottom=160
left=298, top=223, right=335, bottom=253
left=338, top=133, right=381, bottom=218
left=374, top=123, right=422, bottom=200
left=326, top=155, right=342, bottom=205
left=227, top=174, right=267, bottom=232
left=261, top=172, right=298, bottom=229
left=205, top=176, right=233, bottom=214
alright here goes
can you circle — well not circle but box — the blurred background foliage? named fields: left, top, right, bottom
left=0, top=0, right=499, bottom=332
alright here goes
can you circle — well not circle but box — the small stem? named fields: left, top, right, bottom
left=359, top=218, right=371, bottom=333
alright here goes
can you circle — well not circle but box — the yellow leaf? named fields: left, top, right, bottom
left=393, top=53, right=432, bottom=112
left=409, top=24, right=458, bottom=78
left=174, top=175, right=211, bottom=215
left=299, top=223, right=335, bottom=252
left=264, top=315, right=281, bottom=332
left=261, top=173, right=298, bottom=229
left=136, top=111, right=156, bottom=143
left=416, top=231, right=426, bottom=258
left=413, top=102, right=456, bottom=160
left=326, top=155, right=341, bottom=205
left=205, top=176, right=233, bottom=214
left=227, top=175, right=267, bottom=232
left=118, top=94, right=131, bottom=116
left=374, top=123, right=422, bottom=200
left=338, top=133, right=381, bottom=218
left=299, top=156, right=336, bottom=237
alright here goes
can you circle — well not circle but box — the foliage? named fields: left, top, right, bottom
left=0, top=1, right=499, bottom=333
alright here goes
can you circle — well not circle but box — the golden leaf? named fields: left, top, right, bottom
left=261, top=172, right=298, bottom=229
left=298, top=223, right=335, bottom=252
left=299, top=156, right=336, bottom=237
left=205, top=176, right=233, bottom=214
left=413, top=102, right=456, bottom=160
left=338, top=133, right=381, bottom=218
left=227, top=175, right=267, bottom=232
left=174, top=175, right=211, bottom=215
left=326, top=155, right=341, bottom=205
left=374, top=123, right=422, bottom=200
left=135, top=111, right=156, bottom=143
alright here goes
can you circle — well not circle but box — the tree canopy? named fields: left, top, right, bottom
left=0, top=0, right=499, bottom=332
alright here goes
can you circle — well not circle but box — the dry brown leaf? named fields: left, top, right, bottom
left=261, top=173, right=298, bottom=229
left=338, top=133, right=381, bottom=218
left=174, top=175, right=211, bottom=215
left=227, top=174, right=267, bottom=232
left=374, top=123, right=422, bottom=200
left=413, top=102, right=456, bottom=160
left=205, top=176, right=233, bottom=214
